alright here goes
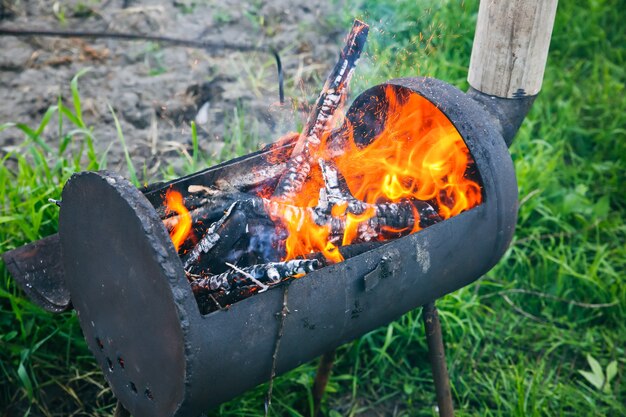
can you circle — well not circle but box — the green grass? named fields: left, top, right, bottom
left=0, top=69, right=122, bottom=415
left=1, top=0, right=625, bottom=415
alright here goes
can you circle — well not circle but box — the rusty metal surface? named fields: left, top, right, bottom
left=1, top=234, right=70, bottom=312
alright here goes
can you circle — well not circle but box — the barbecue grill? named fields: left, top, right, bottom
left=2, top=1, right=558, bottom=416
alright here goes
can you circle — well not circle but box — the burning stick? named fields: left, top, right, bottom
left=273, top=19, right=369, bottom=200
left=266, top=160, right=442, bottom=246
left=264, top=198, right=441, bottom=248
left=316, top=159, right=442, bottom=242
left=182, top=201, right=239, bottom=270
left=162, top=189, right=251, bottom=230
left=180, top=191, right=439, bottom=273
left=225, top=262, right=269, bottom=292
left=330, top=201, right=440, bottom=242
left=176, top=21, right=371, bottom=271
left=189, top=259, right=320, bottom=294
left=317, top=158, right=370, bottom=214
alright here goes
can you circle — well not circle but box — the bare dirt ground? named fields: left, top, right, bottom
left=0, top=0, right=343, bottom=178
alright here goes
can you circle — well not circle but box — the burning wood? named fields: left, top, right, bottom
left=189, top=259, right=320, bottom=295
left=158, top=19, right=483, bottom=313
left=164, top=189, right=192, bottom=252
left=181, top=200, right=240, bottom=271
left=264, top=197, right=441, bottom=245
left=178, top=189, right=441, bottom=275
left=273, top=19, right=369, bottom=201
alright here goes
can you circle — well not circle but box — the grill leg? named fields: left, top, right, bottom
left=312, top=349, right=337, bottom=417
left=423, top=302, right=455, bottom=417
left=114, top=400, right=130, bottom=417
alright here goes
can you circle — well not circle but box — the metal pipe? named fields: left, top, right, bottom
left=312, top=349, right=337, bottom=417
left=466, top=87, right=536, bottom=147
left=423, top=302, right=455, bottom=417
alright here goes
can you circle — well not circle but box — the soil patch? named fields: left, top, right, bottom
left=0, top=0, right=343, bottom=178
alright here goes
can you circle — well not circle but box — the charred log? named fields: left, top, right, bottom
left=182, top=201, right=239, bottom=270
left=162, top=189, right=251, bottom=230
left=157, top=193, right=209, bottom=218
left=182, top=198, right=284, bottom=273
left=181, top=191, right=440, bottom=274
left=189, top=259, right=320, bottom=295
left=324, top=200, right=441, bottom=244
left=265, top=196, right=441, bottom=244
left=187, top=210, right=249, bottom=275
left=273, top=20, right=369, bottom=200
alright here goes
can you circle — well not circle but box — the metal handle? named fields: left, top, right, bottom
left=468, top=0, right=558, bottom=98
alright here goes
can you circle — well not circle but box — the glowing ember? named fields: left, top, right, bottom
left=164, top=189, right=192, bottom=252
left=265, top=85, right=482, bottom=262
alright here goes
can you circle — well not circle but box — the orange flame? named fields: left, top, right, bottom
left=164, top=189, right=192, bottom=252
left=342, top=206, right=376, bottom=246
left=334, top=87, right=482, bottom=219
left=265, top=85, right=483, bottom=262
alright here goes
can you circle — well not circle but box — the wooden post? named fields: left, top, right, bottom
left=468, top=0, right=558, bottom=98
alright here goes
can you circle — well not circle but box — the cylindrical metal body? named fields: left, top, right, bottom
left=58, top=77, right=517, bottom=417
left=468, top=0, right=558, bottom=98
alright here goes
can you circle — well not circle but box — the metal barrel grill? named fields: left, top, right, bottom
left=2, top=1, right=558, bottom=416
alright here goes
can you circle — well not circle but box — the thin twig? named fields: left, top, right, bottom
left=484, top=288, right=618, bottom=309
left=271, top=49, right=285, bottom=105
left=225, top=262, right=269, bottom=293
left=265, top=284, right=290, bottom=416
left=208, top=294, right=226, bottom=311
left=498, top=294, right=604, bottom=330
left=500, top=294, right=549, bottom=324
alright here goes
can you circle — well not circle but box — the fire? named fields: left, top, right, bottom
left=266, top=85, right=482, bottom=262
left=164, top=189, right=192, bottom=252
left=342, top=206, right=376, bottom=246
left=334, top=87, right=482, bottom=219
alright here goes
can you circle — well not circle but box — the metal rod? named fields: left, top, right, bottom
left=113, top=400, right=131, bottom=417
left=423, top=302, right=455, bottom=417
left=312, top=349, right=337, bottom=417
